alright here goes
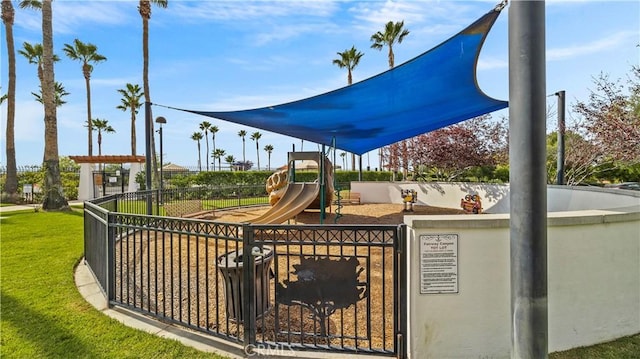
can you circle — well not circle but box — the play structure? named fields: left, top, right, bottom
left=401, top=189, right=417, bottom=212
left=252, top=151, right=334, bottom=224
left=460, top=193, right=483, bottom=214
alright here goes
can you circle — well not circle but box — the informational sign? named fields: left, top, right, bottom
left=109, top=176, right=118, bottom=183
left=420, top=234, right=458, bottom=294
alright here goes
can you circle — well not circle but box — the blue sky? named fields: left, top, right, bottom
left=1, top=0, right=638, bottom=170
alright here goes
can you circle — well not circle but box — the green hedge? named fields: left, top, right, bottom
left=166, top=169, right=401, bottom=189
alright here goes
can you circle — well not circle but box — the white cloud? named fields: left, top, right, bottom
left=169, top=1, right=339, bottom=22
left=548, top=31, right=637, bottom=61
left=349, top=0, right=427, bottom=35
left=16, top=1, right=132, bottom=35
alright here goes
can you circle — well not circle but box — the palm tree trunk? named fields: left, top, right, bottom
left=212, top=136, right=216, bottom=170
left=130, top=110, right=136, bottom=155
left=98, top=131, right=102, bottom=156
left=41, top=0, right=68, bottom=211
left=204, top=133, right=209, bottom=171
left=85, top=70, right=93, bottom=156
left=2, top=0, right=18, bottom=201
left=256, top=142, right=260, bottom=170
left=142, top=14, right=159, bottom=188
left=197, top=142, right=201, bottom=171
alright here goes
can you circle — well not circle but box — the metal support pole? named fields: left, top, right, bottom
left=159, top=125, right=163, bottom=192
left=144, top=102, right=153, bottom=215
left=556, top=90, right=565, bottom=185
left=320, top=146, right=325, bottom=224
left=508, top=1, right=548, bottom=358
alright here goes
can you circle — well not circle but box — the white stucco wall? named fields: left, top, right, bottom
left=395, top=184, right=640, bottom=358
left=128, top=162, right=142, bottom=192
left=350, top=182, right=640, bottom=213
left=77, top=163, right=96, bottom=201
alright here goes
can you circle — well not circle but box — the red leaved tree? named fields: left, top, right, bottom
left=407, top=115, right=507, bottom=181
left=573, top=66, right=640, bottom=165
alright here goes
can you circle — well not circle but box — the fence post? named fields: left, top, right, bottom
left=395, top=224, right=408, bottom=359
left=106, top=212, right=116, bottom=304
left=242, top=224, right=256, bottom=345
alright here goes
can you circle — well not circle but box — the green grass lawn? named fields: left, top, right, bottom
left=0, top=209, right=226, bottom=358
left=0, top=209, right=637, bottom=358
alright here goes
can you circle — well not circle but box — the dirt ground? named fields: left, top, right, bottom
left=214, top=203, right=466, bottom=224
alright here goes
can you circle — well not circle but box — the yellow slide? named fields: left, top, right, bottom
left=251, top=182, right=320, bottom=224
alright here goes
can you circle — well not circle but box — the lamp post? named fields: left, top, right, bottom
left=155, top=116, right=167, bottom=198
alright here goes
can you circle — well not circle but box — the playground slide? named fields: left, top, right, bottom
left=251, top=182, right=320, bottom=224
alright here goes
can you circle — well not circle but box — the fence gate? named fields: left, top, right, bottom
left=247, top=224, right=408, bottom=358
left=93, top=169, right=129, bottom=198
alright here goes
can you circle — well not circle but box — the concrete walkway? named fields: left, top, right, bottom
left=0, top=200, right=84, bottom=213
left=74, top=262, right=387, bottom=359
left=74, top=261, right=247, bottom=359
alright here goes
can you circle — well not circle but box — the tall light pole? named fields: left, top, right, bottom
left=155, top=116, right=166, bottom=196
left=509, top=1, right=548, bottom=357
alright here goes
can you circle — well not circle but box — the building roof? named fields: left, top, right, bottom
left=68, top=155, right=146, bottom=164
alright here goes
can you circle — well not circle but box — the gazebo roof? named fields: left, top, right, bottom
left=69, top=155, right=146, bottom=164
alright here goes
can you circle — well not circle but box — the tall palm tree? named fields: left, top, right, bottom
left=92, top=118, right=115, bottom=156
left=63, top=38, right=106, bottom=156
left=2, top=0, right=18, bottom=201
left=41, top=0, right=68, bottom=210
left=237, top=129, right=247, bottom=166
left=251, top=131, right=262, bottom=170
left=116, top=83, right=144, bottom=155
left=213, top=148, right=225, bottom=171
left=371, top=20, right=410, bottom=176
left=32, top=81, right=69, bottom=106
left=264, top=144, right=274, bottom=171
left=139, top=0, right=167, bottom=188
left=191, top=132, right=203, bottom=171
left=340, top=152, right=347, bottom=170
left=18, top=42, right=59, bottom=83
left=224, top=155, right=235, bottom=171
left=370, top=20, right=410, bottom=68
left=199, top=121, right=211, bottom=171
left=332, top=45, right=364, bottom=86
left=210, top=125, right=218, bottom=152
left=333, top=45, right=364, bottom=172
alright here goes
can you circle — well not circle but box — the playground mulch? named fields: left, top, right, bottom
left=219, top=203, right=466, bottom=347
left=117, top=203, right=466, bottom=350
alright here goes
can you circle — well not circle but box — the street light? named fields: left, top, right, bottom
left=155, top=116, right=167, bottom=196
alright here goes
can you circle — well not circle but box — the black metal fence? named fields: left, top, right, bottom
left=84, top=187, right=406, bottom=357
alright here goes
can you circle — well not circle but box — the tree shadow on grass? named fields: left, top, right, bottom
left=0, top=290, right=96, bottom=358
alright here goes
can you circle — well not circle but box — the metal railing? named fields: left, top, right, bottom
left=84, top=186, right=406, bottom=357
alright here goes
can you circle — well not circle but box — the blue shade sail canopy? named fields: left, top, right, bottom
left=167, top=7, right=507, bottom=156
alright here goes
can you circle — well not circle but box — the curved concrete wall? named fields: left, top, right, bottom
left=349, top=182, right=640, bottom=358
left=350, top=182, right=640, bottom=213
